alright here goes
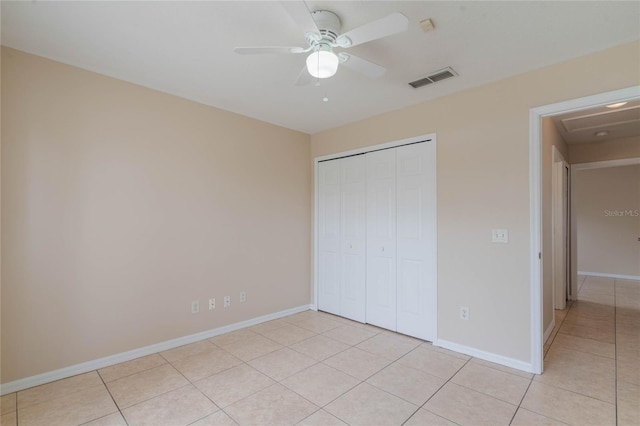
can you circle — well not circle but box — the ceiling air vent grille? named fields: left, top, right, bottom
left=409, top=67, right=457, bottom=88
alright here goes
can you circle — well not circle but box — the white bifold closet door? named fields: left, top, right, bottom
left=395, top=142, right=437, bottom=341
left=365, top=142, right=436, bottom=340
left=318, top=155, right=366, bottom=322
left=366, top=149, right=397, bottom=331
left=319, top=141, right=436, bottom=340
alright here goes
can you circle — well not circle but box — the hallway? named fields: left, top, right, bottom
left=539, top=275, right=639, bottom=425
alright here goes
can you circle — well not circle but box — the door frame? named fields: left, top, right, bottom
left=551, top=146, right=569, bottom=310
left=529, top=85, right=640, bottom=374
left=313, top=133, right=437, bottom=336
left=570, top=157, right=640, bottom=289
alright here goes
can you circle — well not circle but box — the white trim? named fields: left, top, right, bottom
left=313, top=159, right=319, bottom=309
left=0, top=304, right=312, bottom=395
left=529, top=85, right=640, bottom=375
left=570, top=164, right=578, bottom=302
left=436, top=339, right=534, bottom=373
left=551, top=146, right=570, bottom=309
left=529, top=107, right=544, bottom=375
left=578, top=271, right=640, bottom=281
left=572, top=157, right=640, bottom=170
left=314, top=134, right=435, bottom=163
left=543, top=318, right=556, bottom=344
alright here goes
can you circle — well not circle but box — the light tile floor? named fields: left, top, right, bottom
left=1, top=275, right=638, bottom=425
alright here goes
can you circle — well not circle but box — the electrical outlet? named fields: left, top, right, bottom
left=491, top=228, right=509, bottom=243
left=240, top=291, right=246, bottom=303
left=224, top=296, right=231, bottom=308
left=209, top=298, right=215, bottom=310
left=460, top=306, right=469, bottom=320
left=191, top=300, right=199, bottom=314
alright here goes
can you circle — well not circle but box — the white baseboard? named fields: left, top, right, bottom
left=435, top=339, right=534, bottom=374
left=0, top=304, right=313, bottom=395
left=543, top=318, right=556, bottom=344
left=578, top=271, right=640, bottom=281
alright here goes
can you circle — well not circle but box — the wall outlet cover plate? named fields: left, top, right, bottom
left=492, top=228, right=509, bottom=243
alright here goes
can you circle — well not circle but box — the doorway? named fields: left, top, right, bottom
left=529, top=85, right=640, bottom=374
left=571, top=159, right=640, bottom=286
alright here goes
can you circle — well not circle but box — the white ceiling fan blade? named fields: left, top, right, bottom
left=294, top=65, right=313, bottom=86
left=280, top=1, right=320, bottom=36
left=234, top=46, right=306, bottom=55
left=339, top=53, right=386, bottom=78
left=336, top=12, right=408, bottom=47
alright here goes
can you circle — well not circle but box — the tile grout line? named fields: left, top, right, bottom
left=190, top=317, right=335, bottom=421
left=508, top=374, right=535, bottom=425
left=613, top=277, right=618, bottom=426
left=396, top=349, right=472, bottom=426
left=286, top=331, right=385, bottom=423
left=322, top=341, right=419, bottom=407
left=416, top=356, right=472, bottom=410
left=313, top=339, right=419, bottom=425
left=264, top=326, right=351, bottom=425
left=119, top=345, right=236, bottom=423
left=15, top=392, right=19, bottom=426
left=544, top=299, right=573, bottom=358
left=168, top=354, right=208, bottom=393
left=100, top=354, right=172, bottom=384
left=96, top=369, right=129, bottom=426
left=186, top=342, right=312, bottom=425
left=209, top=322, right=329, bottom=425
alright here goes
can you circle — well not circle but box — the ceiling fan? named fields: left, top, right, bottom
left=234, top=2, right=409, bottom=85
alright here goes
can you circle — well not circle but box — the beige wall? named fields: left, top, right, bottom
left=576, top=165, right=640, bottom=277
left=569, top=136, right=640, bottom=164
left=311, top=41, right=640, bottom=363
left=541, top=118, right=568, bottom=335
left=1, top=47, right=311, bottom=383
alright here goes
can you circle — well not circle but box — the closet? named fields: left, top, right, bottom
left=317, top=140, right=437, bottom=341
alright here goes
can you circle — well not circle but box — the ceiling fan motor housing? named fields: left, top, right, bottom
left=310, top=10, right=342, bottom=44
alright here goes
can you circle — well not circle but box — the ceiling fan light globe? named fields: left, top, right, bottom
left=306, top=50, right=339, bottom=79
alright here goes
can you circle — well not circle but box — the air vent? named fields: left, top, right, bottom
left=409, top=67, right=457, bottom=89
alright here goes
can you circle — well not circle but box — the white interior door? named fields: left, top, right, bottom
left=318, top=160, right=341, bottom=316
left=552, top=160, right=568, bottom=309
left=340, top=155, right=367, bottom=322
left=396, top=142, right=437, bottom=341
left=366, top=149, right=397, bottom=330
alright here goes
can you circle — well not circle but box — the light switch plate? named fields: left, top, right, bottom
left=492, top=228, right=509, bottom=243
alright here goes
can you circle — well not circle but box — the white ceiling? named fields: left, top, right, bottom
left=552, top=100, right=640, bottom=145
left=2, top=1, right=639, bottom=134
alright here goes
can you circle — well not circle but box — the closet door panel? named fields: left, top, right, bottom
left=396, top=142, right=437, bottom=341
left=340, top=155, right=367, bottom=322
left=318, top=160, right=341, bottom=316
left=366, top=149, right=397, bottom=330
